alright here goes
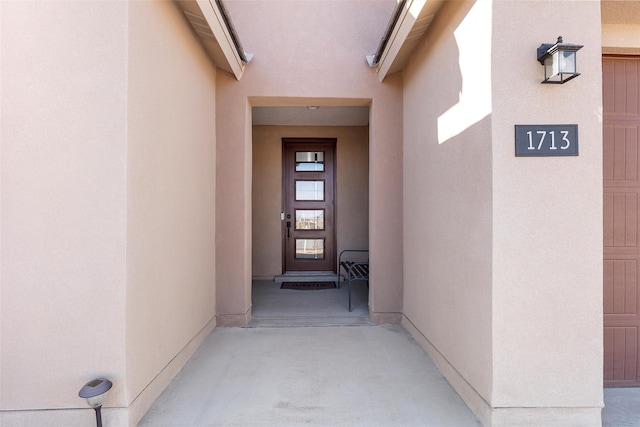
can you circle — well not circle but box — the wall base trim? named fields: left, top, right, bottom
left=0, top=408, right=128, bottom=427
left=401, top=315, right=490, bottom=423
left=127, top=316, right=217, bottom=426
left=370, top=311, right=402, bottom=324
left=401, top=315, right=602, bottom=427
left=488, top=407, right=602, bottom=427
left=217, top=310, right=251, bottom=327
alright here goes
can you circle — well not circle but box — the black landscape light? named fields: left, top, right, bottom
left=79, top=378, right=112, bottom=427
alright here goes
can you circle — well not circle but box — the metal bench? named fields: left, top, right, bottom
left=338, top=249, right=369, bottom=311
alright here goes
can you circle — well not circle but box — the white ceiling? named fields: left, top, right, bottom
left=252, top=106, right=370, bottom=126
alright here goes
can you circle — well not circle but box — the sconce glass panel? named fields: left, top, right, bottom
left=560, top=51, right=577, bottom=74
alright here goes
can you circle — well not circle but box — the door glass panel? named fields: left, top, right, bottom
left=295, top=239, right=325, bottom=259
left=295, top=209, right=324, bottom=230
left=296, top=151, right=324, bottom=171
left=295, top=180, right=324, bottom=201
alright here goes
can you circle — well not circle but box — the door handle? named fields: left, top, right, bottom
left=286, top=221, right=291, bottom=238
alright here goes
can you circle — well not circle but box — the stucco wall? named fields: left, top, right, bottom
left=1, top=1, right=218, bottom=425
left=602, top=1, right=640, bottom=55
left=402, top=0, right=493, bottom=410
left=491, top=1, right=603, bottom=422
left=125, top=1, right=217, bottom=425
left=403, top=1, right=603, bottom=425
left=603, top=24, right=640, bottom=55
left=0, top=1, right=128, bottom=425
left=252, top=125, right=369, bottom=278
left=217, top=0, right=402, bottom=325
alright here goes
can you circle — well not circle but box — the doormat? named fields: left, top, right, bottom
left=280, top=282, right=337, bottom=290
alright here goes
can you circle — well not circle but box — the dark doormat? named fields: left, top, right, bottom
left=280, top=282, right=337, bottom=290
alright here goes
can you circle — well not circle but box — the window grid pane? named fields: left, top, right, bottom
left=295, top=209, right=324, bottom=230
left=295, top=180, right=324, bottom=201
left=295, top=151, right=324, bottom=171
left=295, top=239, right=325, bottom=259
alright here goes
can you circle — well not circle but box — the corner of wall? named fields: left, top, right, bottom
left=216, top=310, right=252, bottom=327
left=370, top=311, right=403, bottom=324
left=126, top=317, right=217, bottom=426
left=401, top=316, right=491, bottom=425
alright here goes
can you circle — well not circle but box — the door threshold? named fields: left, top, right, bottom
left=275, top=272, right=341, bottom=283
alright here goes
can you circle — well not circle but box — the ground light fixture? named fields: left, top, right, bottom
left=536, top=36, right=583, bottom=84
left=79, top=378, right=112, bottom=427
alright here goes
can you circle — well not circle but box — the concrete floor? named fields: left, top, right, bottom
left=249, top=280, right=370, bottom=327
left=602, top=387, right=640, bottom=427
left=139, top=281, right=639, bottom=426
left=138, top=325, right=481, bottom=426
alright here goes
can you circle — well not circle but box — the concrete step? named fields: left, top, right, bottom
left=274, top=272, right=343, bottom=283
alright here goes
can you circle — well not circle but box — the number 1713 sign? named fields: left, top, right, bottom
left=515, top=125, right=578, bottom=157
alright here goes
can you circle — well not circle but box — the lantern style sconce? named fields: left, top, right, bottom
left=79, top=378, right=112, bottom=427
left=536, top=36, right=583, bottom=84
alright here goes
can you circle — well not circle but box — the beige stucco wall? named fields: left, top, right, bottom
left=403, top=1, right=603, bottom=425
left=402, top=0, right=494, bottom=412
left=602, top=1, right=640, bottom=55
left=491, top=0, right=603, bottom=418
left=1, top=1, right=217, bottom=425
left=2, top=0, right=623, bottom=425
left=217, top=0, right=402, bottom=325
left=603, top=24, right=640, bottom=55
left=252, top=125, right=369, bottom=278
left=125, top=1, right=217, bottom=425
left=0, top=1, right=128, bottom=425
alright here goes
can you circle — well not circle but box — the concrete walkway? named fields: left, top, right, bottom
left=139, top=282, right=480, bottom=425
left=138, top=281, right=639, bottom=426
left=602, top=387, right=640, bottom=426
left=138, top=324, right=482, bottom=426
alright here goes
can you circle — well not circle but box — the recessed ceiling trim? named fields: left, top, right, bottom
left=252, top=106, right=370, bottom=127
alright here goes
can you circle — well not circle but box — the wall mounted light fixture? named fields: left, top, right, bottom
left=79, top=378, right=112, bottom=427
left=536, top=36, right=583, bottom=84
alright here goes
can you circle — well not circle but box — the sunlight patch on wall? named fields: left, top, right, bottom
left=437, top=1, right=492, bottom=144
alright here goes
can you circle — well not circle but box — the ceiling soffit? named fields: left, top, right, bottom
left=176, top=0, right=251, bottom=80
left=370, top=0, right=444, bottom=82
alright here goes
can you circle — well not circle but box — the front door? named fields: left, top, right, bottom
left=603, top=56, right=640, bottom=387
left=283, top=138, right=336, bottom=273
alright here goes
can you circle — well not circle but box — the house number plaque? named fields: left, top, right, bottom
left=515, top=124, right=578, bottom=157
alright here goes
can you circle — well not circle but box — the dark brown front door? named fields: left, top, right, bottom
left=283, top=138, right=336, bottom=273
left=603, top=56, right=640, bottom=387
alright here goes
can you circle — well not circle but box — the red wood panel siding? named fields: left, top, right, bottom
left=603, top=56, right=640, bottom=387
left=603, top=260, right=637, bottom=315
